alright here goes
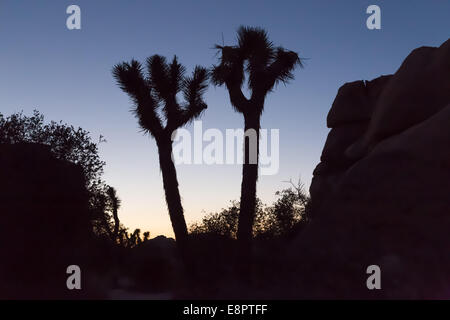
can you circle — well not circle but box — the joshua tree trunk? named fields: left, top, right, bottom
left=237, top=111, right=260, bottom=278
left=112, top=206, right=120, bottom=240
left=157, top=138, right=189, bottom=246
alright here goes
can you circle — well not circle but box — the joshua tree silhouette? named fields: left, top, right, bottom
left=106, top=186, right=121, bottom=241
left=212, top=26, right=303, bottom=272
left=113, top=55, right=208, bottom=249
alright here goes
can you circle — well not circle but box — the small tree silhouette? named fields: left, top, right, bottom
left=212, top=26, right=303, bottom=271
left=113, top=56, right=208, bottom=249
left=106, top=186, right=121, bottom=240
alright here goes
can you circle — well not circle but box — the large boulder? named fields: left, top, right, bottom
left=347, top=39, right=450, bottom=159
left=0, top=143, right=96, bottom=299
left=126, top=236, right=181, bottom=293
left=321, top=123, right=368, bottom=165
left=327, top=75, right=392, bottom=128
left=327, top=80, right=371, bottom=127
left=299, top=39, right=450, bottom=299
left=310, top=75, right=392, bottom=201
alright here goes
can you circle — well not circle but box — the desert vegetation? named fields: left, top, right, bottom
left=0, top=25, right=312, bottom=298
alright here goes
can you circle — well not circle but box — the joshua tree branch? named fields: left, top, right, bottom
left=178, top=102, right=207, bottom=128
left=265, top=48, right=302, bottom=92
left=226, top=83, right=249, bottom=113
left=113, top=60, right=164, bottom=137
left=147, top=55, right=183, bottom=120
left=134, top=101, right=164, bottom=137
left=166, top=65, right=209, bottom=131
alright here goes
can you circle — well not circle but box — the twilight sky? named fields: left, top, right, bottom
left=1, top=0, right=449, bottom=237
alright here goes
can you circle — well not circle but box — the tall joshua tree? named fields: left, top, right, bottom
left=212, top=26, right=303, bottom=262
left=113, top=55, right=208, bottom=248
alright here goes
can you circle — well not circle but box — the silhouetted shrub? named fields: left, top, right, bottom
left=189, top=180, right=310, bottom=239
left=0, top=110, right=104, bottom=192
left=0, top=111, right=142, bottom=243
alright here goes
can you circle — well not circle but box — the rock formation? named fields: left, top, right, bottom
left=0, top=143, right=95, bottom=299
left=297, top=38, right=450, bottom=299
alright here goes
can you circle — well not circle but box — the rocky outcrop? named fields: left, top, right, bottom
left=348, top=40, right=450, bottom=160
left=0, top=143, right=95, bottom=299
left=128, top=236, right=181, bottom=293
left=310, top=74, right=392, bottom=201
left=326, top=75, right=391, bottom=128
left=299, top=39, right=450, bottom=299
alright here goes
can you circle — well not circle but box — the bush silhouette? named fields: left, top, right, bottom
left=190, top=180, right=310, bottom=239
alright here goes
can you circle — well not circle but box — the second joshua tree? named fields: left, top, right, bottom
left=212, top=26, right=302, bottom=265
left=113, top=55, right=208, bottom=248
